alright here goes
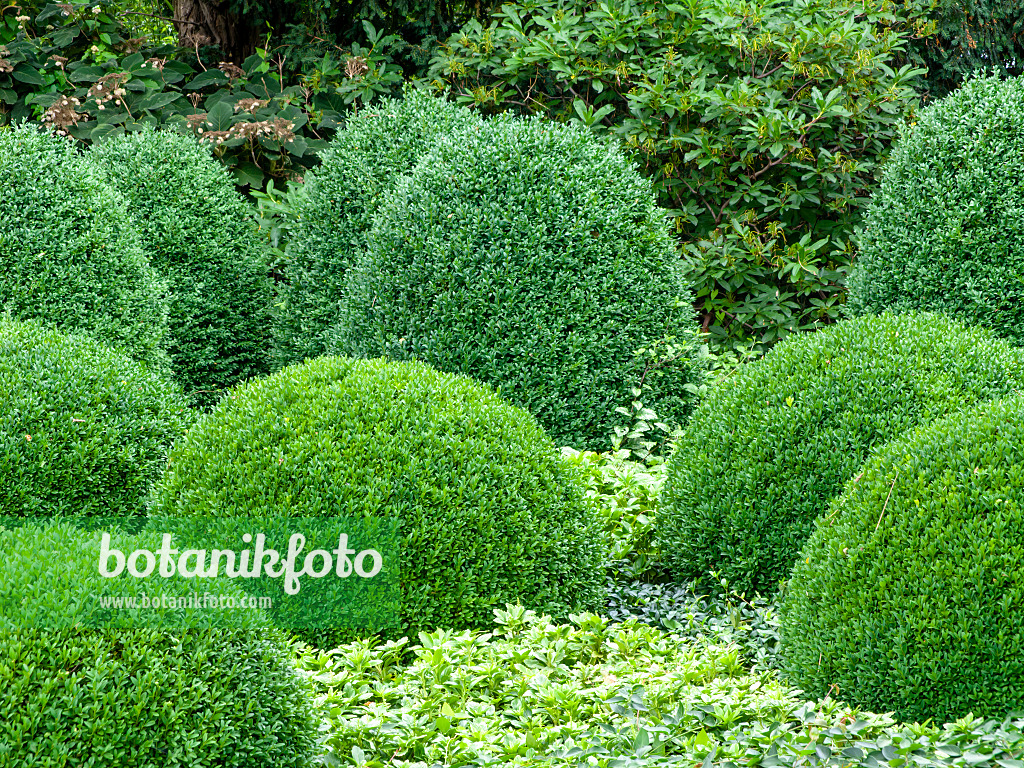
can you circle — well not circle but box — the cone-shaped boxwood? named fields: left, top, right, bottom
left=332, top=114, right=707, bottom=451
left=657, top=313, right=1024, bottom=595
left=780, top=394, right=1024, bottom=723
left=0, top=320, right=193, bottom=518
left=0, top=521, right=317, bottom=768
left=90, top=129, right=273, bottom=406
left=0, top=124, right=169, bottom=367
left=272, top=90, right=480, bottom=368
left=149, top=356, right=606, bottom=638
left=848, top=74, right=1024, bottom=345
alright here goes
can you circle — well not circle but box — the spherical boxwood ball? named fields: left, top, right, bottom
left=90, top=129, right=273, bottom=407
left=657, top=312, right=1024, bottom=595
left=149, top=356, right=606, bottom=637
left=0, top=521, right=317, bottom=768
left=0, top=320, right=193, bottom=517
left=781, top=394, right=1024, bottom=723
left=847, top=73, right=1024, bottom=345
left=332, top=113, right=706, bottom=451
left=0, top=124, right=169, bottom=367
left=272, top=89, right=480, bottom=368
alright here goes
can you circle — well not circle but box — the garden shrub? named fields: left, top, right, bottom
left=0, top=320, right=192, bottom=518
left=90, top=128, right=273, bottom=406
left=302, top=605, right=1024, bottom=765
left=0, top=520, right=317, bottom=768
left=0, top=123, right=169, bottom=366
left=149, top=356, right=605, bottom=638
left=272, top=89, right=481, bottom=367
left=780, top=393, right=1024, bottom=723
left=333, top=114, right=708, bottom=450
left=430, top=0, right=932, bottom=352
left=848, top=74, right=1024, bottom=346
left=657, top=313, right=1024, bottom=595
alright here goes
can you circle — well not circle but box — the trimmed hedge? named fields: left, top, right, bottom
left=657, top=313, right=1024, bottom=595
left=847, top=74, right=1024, bottom=346
left=332, top=114, right=707, bottom=450
left=780, top=394, right=1024, bottom=723
left=90, top=129, right=273, bottom=407
left=0, top=123, right=169, bottom=367
left=272, top=90, right=480, bottom=368
left=149, top=356, right=606, bottom=638
left=0, top=320, right=192, bottom=517
left=0, top=521, right=317, bottom=768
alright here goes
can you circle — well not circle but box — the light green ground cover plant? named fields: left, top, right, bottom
left=301, top=606, right=1024, bottom=767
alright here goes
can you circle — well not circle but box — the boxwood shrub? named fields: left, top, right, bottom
left=0, top=320, right=192, bottom=518
left=0, top=123, right=169, bottom=367
left=272, top=90, right=480, bottom=368
left=0, top=521, right=317, bottom=768
left=332, top=114, right=707, bottom=450
left=657, top=313, right=1024, bottom=595
left=149, top=356, right=606, bottom=638
left=90, top=129, right=273, bottom=407
left=847, top=74, right=1024, bottom=345
left=780, top=394, right=1024, bottom=723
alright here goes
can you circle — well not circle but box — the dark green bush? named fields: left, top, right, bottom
left=657, top=313, right=1024, bottom=595
left=272, top=89, right=480, bottom=367
left=149, top=356, right=606, bottom=637
left=0, top=123, right=170, bottom=366
left=780, top=393, right=1024, bottom=723
left=429, top=0, right=932, bottom=352
left=913, top=0, right=1024, bottom=98
left=848, top=74, right=1024, bottom=346
left=0, top=320, right=192, bottom=517
left=0, top=521, right=317, bottom=768
left=90, top=128, right=273, bottom=406
left=332, top=114, right=707, bottom=450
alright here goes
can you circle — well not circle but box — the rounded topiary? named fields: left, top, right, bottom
left=90, top=129, right=273, bottom=406
left=847, top=73, right=1024, bottom=345
left=657, top=312, right=1024, bottom=595
left=149, top=356, right=606, bottom=637
left=0, top=320, right=193, bottom=517
left=0, top=521, right=317, bottom=767
left=272, top=89, right=480, bottom=368
left=780, top=394, right=1024, bottom=723
left=331, top=114, right=707, bottom=451
left=0, top=123, right=169, bottom=367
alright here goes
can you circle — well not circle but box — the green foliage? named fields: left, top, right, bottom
left=90, top=128, right=273, bottom=406
left=429, top=0, right=932, bottom=352
left=848, top=73, right=1024, bottom=346
left=781, top=394, right=1024, bottom=724
left=0, top=122, right=169, bottom=366
left=0, top=320, right=192, bottom=517
left=334, top=114, right=708, bottom=450
left=0, top=520, right=317, bottom=768
left=149, top=356, right=606, bottom=638
left=913, top=0, right=1024, bottom=98
left=272, top=88, right=480, bottom=367
left=0, top=2, right=411, bottom=191
left=657, top=313, right=1024, bottom=595
left=301, top=605, right=1024, bottom=766
left=561, top=447, right=661, bottom=568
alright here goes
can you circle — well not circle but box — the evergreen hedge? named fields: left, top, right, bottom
left=0, top=123, right=169, bottom=367
left=333, top=114, right=707, bottom=450
left=90, top=129, right=273, bottom=406
left=781, top=394, right=1024, bottom=723
left=657, top=313, right=1024, bottom=595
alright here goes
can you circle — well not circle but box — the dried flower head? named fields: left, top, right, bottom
left=217, top=61, right=245, bottom=80
left=345, top=56, right=369, bottom=79
left=42, top=95, right=85, bottom=138
left=234, top=98, right=269, bottom=114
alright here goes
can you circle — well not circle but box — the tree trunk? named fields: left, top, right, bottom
left=173, top=0, right=258, bottom=64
